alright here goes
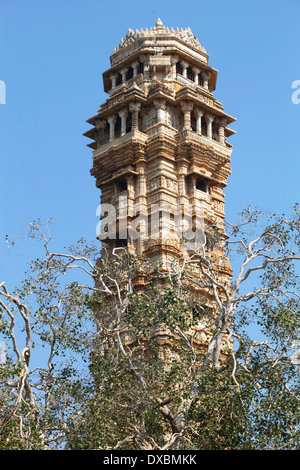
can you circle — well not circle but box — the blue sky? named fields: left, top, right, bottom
left=1, top=0, right=300, bottom=291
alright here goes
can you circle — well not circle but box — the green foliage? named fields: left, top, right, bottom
left=1, top=210, right=300, bottom=450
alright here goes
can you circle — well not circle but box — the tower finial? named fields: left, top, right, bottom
left=156, top=18, right=163, bottom=28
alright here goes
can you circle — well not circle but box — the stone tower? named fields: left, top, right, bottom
left=84, top=19, right=235, bottom=268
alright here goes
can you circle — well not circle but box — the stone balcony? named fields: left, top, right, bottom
left=176, top=129, right=233, bottom=153
left=92, top=124, right=233, bottom=163
left=93, top=129, right=148, bottom=159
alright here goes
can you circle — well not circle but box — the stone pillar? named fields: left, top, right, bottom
left=135, top=158, right=148, bottom=254
left=129, top=102, right=141, bottom=130
left=120, top=68, right=127, bottom=83
left=191, top=174, right=197, bottom=193
left=218, top=117, right=227, bottom=144
left=178, top=174, right=185, bottom=194
left=132, top=61, right=139, bottom=77
left=154, top=99, right=166, bottom=123
left=194, top=108, right=204, bottom=135
left=118, top=109, right=128, bottom=136
left=110, top=74, right=117, bottom=90
left=144, top=61, right=149, bottom=78
left=181, top=101, right=193, bottom=130
left=107, top=115, right=117, bottom=142
left=176, top=156, right=192, bottom=231
left=192, top=67, right=199, bottom=84
left=202, top=71, right=211, bottom=90
left=136, top=161, right=146, bottom=197
left=181, top=61, right=188, bottom=78
left=127, top=174, right=135, bottom=200
left=135, top=157, right=147, bottom=216
left=206, top=114, right=214, bottom=140
left=140, top=55, right=149, bottom=79
left=170, top=57, right=177, bottom=79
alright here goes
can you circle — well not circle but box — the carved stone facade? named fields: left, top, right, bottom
left=85, top=19, right=235, bottom=270
left=85, top=19, right=236, bottom=364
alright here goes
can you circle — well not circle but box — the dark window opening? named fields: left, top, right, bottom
left=97, top=126, right=107, bottom=145
left=201, top=119, right=207, bottom=136
left=126, top=67, right=134, bottom=81
left=116, top=177, right=127, bottom=193
left=196, top=177, right=209, bottom=193
left=100, top=124, right=110, bottom=145
left=114, top=238, right=128, bottom=248
left=159, top=210, right=163, bottom=230
left=187, top=67, right=194, bottom=81
left=126, top=113, right=132, bottom=133
left=137, top=62, right=144, bottom=75
left=138, top=114, right=143, bottom=132
left=116, top=73, right=122, bottom=86
left=192, top=304, right=211, bottom=320
left=115, top=116, right=121, bottom=138
left=198, top=73, right=204, bottom=86
left=212, top=122, right=219, bottom=141
left=192, top=305, right=203, bottom=320
left=191, top=112, right=197, bottom=132
left=176, top=61, right=183, bottom=75
left=148, top=68, right=154, bottom=80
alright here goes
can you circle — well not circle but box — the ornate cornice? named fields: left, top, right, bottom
left=112, top=19, right=206, bottom=56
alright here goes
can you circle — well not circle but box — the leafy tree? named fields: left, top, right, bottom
left=1, top=207, right=300, bottom=450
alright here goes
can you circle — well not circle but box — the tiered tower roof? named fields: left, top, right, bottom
left=112, top=18, right=207, bottom=56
